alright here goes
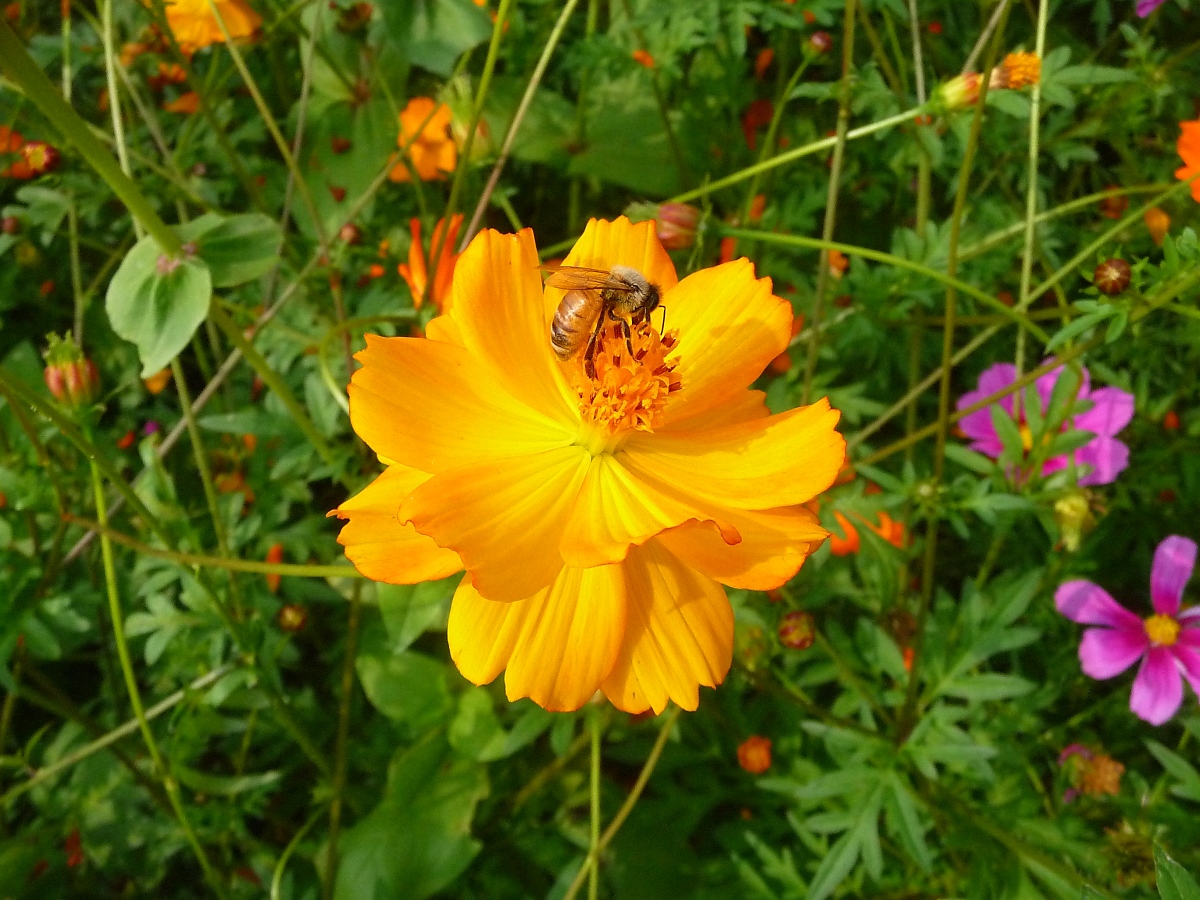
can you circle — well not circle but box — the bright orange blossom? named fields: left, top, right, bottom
left=333, top=217, right=845, bottom=714
left=163, top=0, right=261, bottom=56
left=390, top=97, right=457, bottom=183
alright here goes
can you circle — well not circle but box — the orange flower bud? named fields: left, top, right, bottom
left=828, top=249, right=848, bottom=279
left=1164, top=410, right=1180, bottom=431
left=631, top=49, right=655, bottom=68
left=143, top=367, right=171, bottom=394
left=117, top=430, right=136, bottom=450
left=737, top=736, right=772, bottom=774
left=42, top=334, right=99, bottom=409
left=748, top=194, right=766, bottom=223
left=754, top=48, right=774, bottom=79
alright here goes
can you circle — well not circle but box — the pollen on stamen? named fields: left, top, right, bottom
left=575, top=317, right=681, bottom=435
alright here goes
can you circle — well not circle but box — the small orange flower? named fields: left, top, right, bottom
left=164, top=0, right=262, bottom=56
left=117, top=430, right=136, bottom=450
left=632, top=49, right=655, bottom=68
left=828, top=248, right=848, bottom=279
left=332, top=217, right=844, bottom=713
left=390, top=97, right=457, bottom=183
left=719, top=236, right=737, bottom=264
left=368, top=263, right=386, bottom=279
left=996, top=52, right=1040, bottom=89
left=143, top=367, right=171, bottom=394
left=1164, top=410, right=1180, bottom=431
left=829, top=509, right=905, bottom=556
left=1175, top=119, right=1200, bottom=203
left=163, top=91, right=200, bottom=114
left=1079, top=753, right=1125, bottom=796
left=741, top=99, right=774, bottom=150
left=399, top=215, right=463, bottom=314
left=748, top=194, right=766, bottom=223
left=902, top=646, right=914, bottom=671
left=1144, top=206, right=1170, bottom=245
left=265, top=542, right=284, bottom=593
left=737, top=736, right=772, bottom=774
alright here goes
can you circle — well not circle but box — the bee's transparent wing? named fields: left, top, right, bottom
left=541, top=265, right=630, bottom=292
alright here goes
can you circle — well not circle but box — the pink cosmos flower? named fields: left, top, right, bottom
left=1056, top=536, right=1200, bottom=726
left=1137, top=0, right=1166, bottom=16
left=956, top=362, right=1133, bottom=486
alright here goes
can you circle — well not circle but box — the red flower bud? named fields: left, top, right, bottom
left=339, top=222, right=362, bottom=245
left=1094, top=258, right=1130, bottom=296
left=42, top=334, right=98, bottom=409
left=1164, top=410, right=1180, bottom=431
left=22, top=141, right=59, bottom=175
left=1, top=215, right=18, bottom=235
left=778, top=610, right=815, bottom=650
left=737, top=736, right=772, bottom=774
left=806, top=31, right=833, bottom=55
left=655, top=202, right=700, bottom=250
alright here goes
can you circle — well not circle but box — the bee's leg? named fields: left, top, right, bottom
left=583, top=315, right=605, bottom=379
left=610, top=309, right=634, bottom=356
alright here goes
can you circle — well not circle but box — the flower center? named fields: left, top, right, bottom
left=573, top=316, right=681, bottom=454
left=1144, top=613, right=1181, bottom=646
left=1018, top=421, right=1034, bottom=453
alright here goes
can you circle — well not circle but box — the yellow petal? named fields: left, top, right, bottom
left=449, top=229, right=579, bottom=426
left=332, top=465, right=463, bottom=583
left=401, top=446, right=591, bottom=602
left=622, top=399, right=845, bottom=510
left=448, top=565, right=626, bottom=712
left=601, top=541, right=732, bottom=714
left=560, top=453, right=739, bottom=569
left=349, top=334, right=571, bottom=473
left=424, top=313, right=463, bottom=345
left=659, top=259, right=792, bottom=427
left=656, top=505, right=827, bottom=590
left=668, top=388, right=770, bottom=430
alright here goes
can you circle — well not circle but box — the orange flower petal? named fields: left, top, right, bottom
left=668, top=388, right=770, bottom=429
left=659, top=259, right=792, bottom=427
left=400, top=446, right=590, bottom=602
left=424, top=313, right=464, bottom=345
left=600, top=541, right=732, bottom=714
left=560, top=453, right=738, bottom=569
left=828, top=509, right=860, bottom=555
left=622, top=399, right=845, bottom=510
left=449, top=229, right=579, bottom=427
left=333, top=465, right=463, bottom=583
left=448, top=564, right=626, bottom=711
left=348, top=334, right=571, bottom=473
left=549, top=217, right=679, bottom=321
left=656, top=505, right=827, bottom=590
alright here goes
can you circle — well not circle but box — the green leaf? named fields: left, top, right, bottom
left=174, top=764, right=282, bottom=796
left=942, top=673, right=1035, bottom=701
left=987, top=90, right=1031, bottom=118
left=106, top=234, right=212, bottom=376
left=334, top=735, right=486, bottom=900
left=886, top=775, right=931, bottom=871
left=382, top=0, right=492, bottom=77
left=1155, top=845, right=1200, bottom=900
left=1045, top=309, right=1114, bottom=353
left=377, top=576, right=456, bottom=654
left=184, top=213, right=283, bottom=288
left=1147, top=741, right=1200, bottom=802
left=944, top=444, right=996, bottom=475
left=990, top=404, right=1025, bottom=462
left=449, top=687, right=508, bottom=762
left=1054, top=64, right=1137, bottom=85
left=356, top=647, right=454, bottom=730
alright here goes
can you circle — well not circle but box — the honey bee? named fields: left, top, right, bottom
left=545, top=265, right=662, bottom=377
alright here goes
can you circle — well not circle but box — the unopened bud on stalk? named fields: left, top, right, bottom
left=805, top=31, right=833, bottom=56
left=1094, top=258, right=1131, bottom=295
left=42, top=333, right=99, bottom=409
left=339, top=222, right=362, bottom=245
left=277, top=603, right=308, bottom=632
left=933, top=72, right=981, bottom=112
left=656, top=202, right=701, bottom=250
left=1055, top=490, right=1095, bottom=553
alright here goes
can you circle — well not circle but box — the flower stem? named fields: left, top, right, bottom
left=739, top=56, right=811, bottom=228
left=667, top=106, right=922, bottom=206
left=563, top=707, right=681, bottom=900
left=100, top=0, right=142, bottom=240
left=0, top=19, right=179, bottom=253
left=88, top=459, right=228, bottom=899
left=1015, top=0, right=1050, bottom=379
left=588, top=708, right=602, bottom=900
left=323, top=580, right=363, bottom=900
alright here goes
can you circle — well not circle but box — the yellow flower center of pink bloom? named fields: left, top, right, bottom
left=1144, top=613, right=1181, bottom=646
left=574, top=317, right=681, bottom=454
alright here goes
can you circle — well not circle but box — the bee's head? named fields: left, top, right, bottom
left=644, top=283, right=662, bottom=313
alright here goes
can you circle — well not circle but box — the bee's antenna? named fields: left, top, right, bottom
left=658, top=305, right=668, bottom=335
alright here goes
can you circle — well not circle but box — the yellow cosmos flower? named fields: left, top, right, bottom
left=333, top=218, right=845, bottom=714
left=163, top=0, right=262, bottom=56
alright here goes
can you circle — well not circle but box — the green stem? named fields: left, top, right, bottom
left=1015, top=0, right=1050, bottom=378
left=740, top=57, right=810, bottom=227
left=0, top=20, right=178, bottom=252
left=428, top=0, right=514, bottom=303
left=588, top=709, right=602, bottom=900
left=89, top=460, right=228, bottom=899
left=66, top=514, right=364, bottom=579
left=719, top=228, right=1049, bottom=344
left=208, top=303, right=340, bottom=475
left=323, top=581, right=363, bottom=900
left=563, top=708, right=681, bottom=900
left=901, top=0, right=1012, bottom=738
left=668, top=106, right=922, bottom=206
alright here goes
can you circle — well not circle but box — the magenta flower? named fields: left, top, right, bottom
left=1137, top=0, right=1166, bottom=16
left=956, top=362, right=1133, bottom=486
left=1056, top=536, right=1200, bottom=725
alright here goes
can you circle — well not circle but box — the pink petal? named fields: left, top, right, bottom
left=1041, top=454, right=1069, bottom=477
left=1138, top=0, right=1167, bottom=15
left=1056, top=580, right=1143, bottom=629
left=1130, top=646, right=1184, bottom=725
left=1173, top=644, right=1200, bottom=700
left=957, top=364, right=1017, bottom=445
left=1075, top=386, right=1134, bottom=438
left=1151, top=536, right=1197, bottom=616
left=1035, top=362, right=1090, bottom=417
left=1079, top=627, right=1147, bottom=679
left=1076, top=436, right=1129, bottom=487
